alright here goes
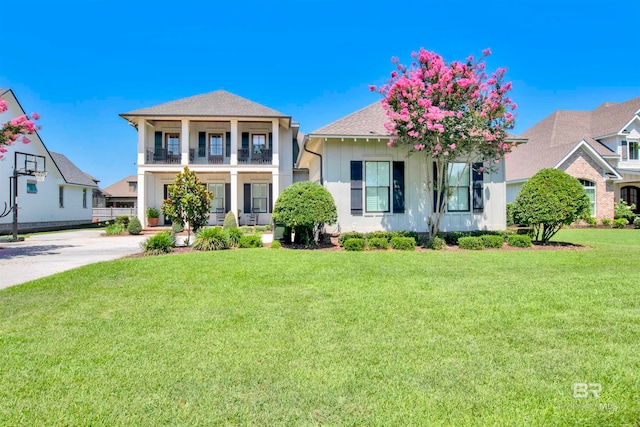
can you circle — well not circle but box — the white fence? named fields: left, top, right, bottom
left=92, top=207, right=136, bottom=221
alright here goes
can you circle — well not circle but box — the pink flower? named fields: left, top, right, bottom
left=22, top=136, right=31, bottom=144
left=31, top=112, right=40, bottom=120
left=448, top=143, right=456, bottom=150
left=368, top=85, right=376, bottom=92
left=387, top=139, right=394, bottom=147
left=0, top=99, right=7, bottom=113
left=414, top=144, right=425, bottom=151
left=482, top=48, right=492, bottom=57
left=478, top=166, right=484, bottom=172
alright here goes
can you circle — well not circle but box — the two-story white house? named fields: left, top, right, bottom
left=506, top=96, right=640, bottom=218
left=120, top=90, right=298, bottom=226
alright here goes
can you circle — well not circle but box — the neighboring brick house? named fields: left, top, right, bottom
left=506, top=96, right=640, bottom=219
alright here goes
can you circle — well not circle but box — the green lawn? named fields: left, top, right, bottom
left=1, top=229, right=639, bottom=425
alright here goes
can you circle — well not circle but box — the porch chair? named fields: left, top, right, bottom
left=246, top=213, right=258, bottom=226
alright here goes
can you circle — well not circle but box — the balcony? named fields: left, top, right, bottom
left=146, top=149, right=182, bottom=164
left=238, top=149, right=272, bottom=165
left=144, top=148, right=273, bottom=166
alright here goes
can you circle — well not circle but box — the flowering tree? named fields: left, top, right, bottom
left=0, top=97, right=41, bottom=160
left=371, top=48, right=517, bottom=240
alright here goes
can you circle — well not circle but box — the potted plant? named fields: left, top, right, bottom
left=146, top=207, right=160, bottom=227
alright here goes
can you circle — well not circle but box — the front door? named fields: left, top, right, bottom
left=620, top=186, right=640, bottom=214
left=163, top=184, right=172, bottom=226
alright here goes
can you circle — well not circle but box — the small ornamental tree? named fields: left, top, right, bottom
left=272, top=181, right=337, bottom=245
left=0, top=96, right=41, bottom=160
left=371, top=48, right=518, bottom=240
left=161, top=166, right=213, bottom=243
left=512, top=169, right=590, bottom=244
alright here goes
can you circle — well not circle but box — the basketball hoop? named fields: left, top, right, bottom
left=34, top=171, right=47, bottom=182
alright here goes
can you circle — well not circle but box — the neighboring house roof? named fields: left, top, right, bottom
left=120, top=89, right=290, bottom=120
left=506, top=96, right=640, bottom=181
left=103, top=175, right=137, bottom=198
left=49, top=152, right=98, bottom=187
left=308, top=102, right=391, bottom=137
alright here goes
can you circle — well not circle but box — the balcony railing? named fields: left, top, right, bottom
left=145, top=148, right=272, bottom=165
left=146, top=149, right=182, bottom=164
left=238, top=148, right=272, bottom=164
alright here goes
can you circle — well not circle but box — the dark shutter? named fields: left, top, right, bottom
left=225, top=183, right=231, bottom=213
left=243, top=183, right=251, bottom=214
left=472, top=162, right=484, bottom=212
left=269, top=183, right=273, bottom=213
left=392, top=161, right=405, bottom=213
left=268, top=132, right=273, bottom=149
left=292, top=138, right=299, bottom=166
left=242, top=132, right=249, bottom=150
left=154, top=131, right=162, bottom=152
left=350, top=161, right=363, bottom=215
left=225, top=132, right=231, bottom=157
left=622, top=140, right=628, bottom=161
left=198, top=132, right=206, bottom=157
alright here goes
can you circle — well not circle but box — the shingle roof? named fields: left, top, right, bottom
left=103, top=175, right=137, bottom=198
left=506, top=97, right=640, bottom=181
left=308, top=102, right=391, bottom=137
left=120, top=89, right=289, bottom=119
left=50, top=152, right=98, bottom=187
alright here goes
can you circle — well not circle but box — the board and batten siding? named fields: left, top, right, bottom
left=323, top=139, right=506, bottom=233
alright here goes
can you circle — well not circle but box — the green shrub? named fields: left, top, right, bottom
left=365, top=231, right=395, bottom=242
left=396, top=230, right=422, bottom=245
left=338, top=232, right=364, bottom=246
left=141, top=231, right=175, bottom=255
left=105, top=223, right=124, bottom=235
left=127, top=217, right=142, bottom=235
left=442, top=231, right=469, bottom=245
left=507, top=234, right=532, bottom=248
left=171, top=221, right=184, bottom=233
left=146, top=207, right=160, bottom=218
left=223, top=211, right=238, bottom=229
left=614, top=200, right=636, bottom=224
left=506, top=202, right=515, bottom=226
left=390, top=236, right=415, bottom=251
left=240, top=226, right=253, bottom=234
left=458, top=236, right=484, bottom=250
left=634, top=217, right=640, bottom=229
left=601, top=218, right=612, bottom=227
left=270, top=240, right=282, bottom=249
left=265, top=224, right=272, bottom=231
left=192, top=227, right=231, bottom=251
left=367, top=237, right=389, bottom=250
left=613, top=218, right=628, bottom=229
left=512, top=169, right=590, bottom=244
left=495, top=230, right=515, bottom=241
left=254, top=225, right=268, bottom=233
left=343, top=238, right=366, bottom=251
left=114, top=215, right=130, bottom=228
left=272, top=181, right=338, bottom=245
left=584, top=216, right=597, bottom=227
left=481, top=235, right=504, bottom=249
left=228, top=228, right=243, bottom=247
left=427, top=236, right=447, bottom=250
left=238, top=235, right=264, bottom=248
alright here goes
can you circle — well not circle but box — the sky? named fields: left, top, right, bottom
left=2, top=0, right=639, bottom=187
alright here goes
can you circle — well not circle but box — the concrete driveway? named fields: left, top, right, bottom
left=0, top=230, right=147, bottom=289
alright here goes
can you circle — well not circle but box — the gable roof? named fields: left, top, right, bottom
left=506, top=96, right=640, bottom=181
left=308, top=102, right=391, bottom=137
left=120, top=90, right=290, bottom=121
left=50, top=152, right=98, bottom=187
left=102, top=175, right=137, bottom=198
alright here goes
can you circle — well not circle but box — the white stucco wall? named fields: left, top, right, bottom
left=322, top=138, right=507, bottom=233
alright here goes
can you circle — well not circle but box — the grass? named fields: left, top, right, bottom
left=1, top=228, right=639, bottom=425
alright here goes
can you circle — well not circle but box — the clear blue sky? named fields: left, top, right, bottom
left=2, top=0, right=639, bottom=187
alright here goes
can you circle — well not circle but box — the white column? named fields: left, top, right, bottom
left=271, top=119, right=279, bottom=167
left=271, top=170, right=279, bottom=210
left=230, top=119, right=238, bottom=165
left=137, top=118, right=146, bottom=166
left=181, top=119, right=190, bottom=165
left=137, top=172, right=146, bottom=226
left=230, top=170, right=238, bottom=217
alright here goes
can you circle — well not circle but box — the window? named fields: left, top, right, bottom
left=252, top=134, right=266, bottom=154
left=208, top=183, right=225, bottom=213
left=166, top=133, right=180, bottom=155
left=209, top=134, right=223, bottom=156
left=26, top=180, right=37, bottom=194
left=252, top=183, right=268, bottom=213
left=579, top=179, right=596, bottom=216
left=448, top=163, right=470, bottom=212
left=59, top=186, right=64, bottom=208
left=83, top=189, right=87, bottom=209
left=630, top=141, right=639, bottom=160
left=128, top=181, right=137, bottom=192
left=365, top=161, right=390, bottom=212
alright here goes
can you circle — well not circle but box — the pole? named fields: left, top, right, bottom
left=12, top=170, right=19, bottom=240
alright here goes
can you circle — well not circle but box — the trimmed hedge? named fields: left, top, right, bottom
left=481, top=235, right=504, bottom=249
left=238, top=235, right=263, bottom=248
left=613, top=218, right=628, bottom=229
left=458, top=236, right=484, bottom=250
left=223, top=211, right=238, bottom=229
left=270, top=240, right=282, bottom=249
left=390, top=236, right=415, bottom=251
left=367, top=237, right=389, bottom=250
left=343, top=238, right=366, bottom=251
left=127, top=217, right=142, bottom=235
left=339, top=232, right=364, bottom=247
left=427, top=236, right=447, bottom=250
left=507, top=234, right=532, bottom=248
